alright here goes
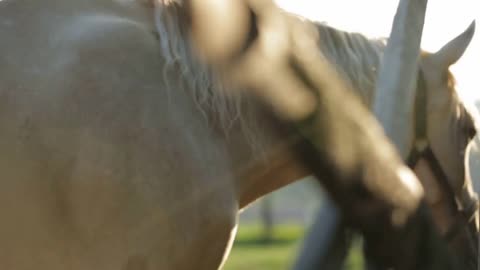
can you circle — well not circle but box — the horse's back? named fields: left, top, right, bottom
left=0, top=1, right=237, bottom=269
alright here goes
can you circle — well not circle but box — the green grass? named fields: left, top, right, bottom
left=223, top=224, right=364, bottom=270
left=223, top=224, right=302, bottom=270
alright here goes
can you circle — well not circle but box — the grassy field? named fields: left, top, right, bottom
left=223, top=224, right=364, bottom=270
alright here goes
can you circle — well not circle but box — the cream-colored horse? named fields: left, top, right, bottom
left=0, top=0, right=476, bottom=269
left=313, top=21, right=479, bottom=266
left=315, top=20, right=478, bottom=218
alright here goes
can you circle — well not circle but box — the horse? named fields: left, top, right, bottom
left=310, top=21, right=479, bottom=268
left=0, top=0, right=476, bottom=269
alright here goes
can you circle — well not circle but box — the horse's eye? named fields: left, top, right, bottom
left=465, top=125, right=477, bottom=140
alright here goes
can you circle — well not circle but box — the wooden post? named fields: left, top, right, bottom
left=373, top=0, right=428, bottom=159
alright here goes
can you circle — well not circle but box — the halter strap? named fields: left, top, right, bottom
left=406, top=70, right=428, bottom=165
left=406, top=70, right=479, bottom=244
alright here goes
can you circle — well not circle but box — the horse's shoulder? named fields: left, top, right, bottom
left=43, top=9, right=167, bottom=94
left=0, top=0, right=160, bottom=76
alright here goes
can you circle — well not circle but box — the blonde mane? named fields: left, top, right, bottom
left=153, top=1, right=242, bottom=128
left=154, top=2, right=388, bottom=105
left=313, top=23, right=479, bottom=132
left=152, top=1, right=477, bottom=141
left=152, top=1, right=386, bottom=123
left=153, top=1, right=270, bottom=152
left=314, top=23, right=387, bottom=106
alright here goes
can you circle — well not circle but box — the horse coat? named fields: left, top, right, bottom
left=0, top=0, right=477, bottom=269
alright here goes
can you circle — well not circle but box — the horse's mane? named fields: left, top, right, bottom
left=153, top=1, right=242, bottom=128
left=313, top=23, right=386, bottom=106
left=153, top=1, right=268, bottom=151
left=153, top=1, right=385, bottom=120
left=312, top=22, right=480, bottom=134
left=152, top=1, right=479, bottom=141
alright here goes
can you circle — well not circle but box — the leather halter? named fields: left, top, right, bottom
left=406, top=70, right=479, bottom=243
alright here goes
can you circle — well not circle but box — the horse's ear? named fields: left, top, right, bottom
left=431, top=21, right=475, bottom=68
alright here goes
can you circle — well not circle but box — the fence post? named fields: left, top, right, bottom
left=373, top=0, right=428, bottom=158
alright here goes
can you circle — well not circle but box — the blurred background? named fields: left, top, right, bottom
left=223, top=179, right=328, bottom=270
left=223, top=179, right=366, bottom=270
left=223, top=1, right=480, bottom=269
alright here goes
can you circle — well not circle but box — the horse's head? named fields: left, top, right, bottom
left=417, top=21, right=478, bottom=267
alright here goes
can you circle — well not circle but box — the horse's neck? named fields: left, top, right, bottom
left=216, top=97, right=309, bottom=208
left=152, top=4, right=311, bottom=206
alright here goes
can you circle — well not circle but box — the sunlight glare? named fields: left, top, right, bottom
left=276, top=0, right=480, bottom=102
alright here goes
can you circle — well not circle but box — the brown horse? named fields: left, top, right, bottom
left=0, top=0, right=476, bottom=269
